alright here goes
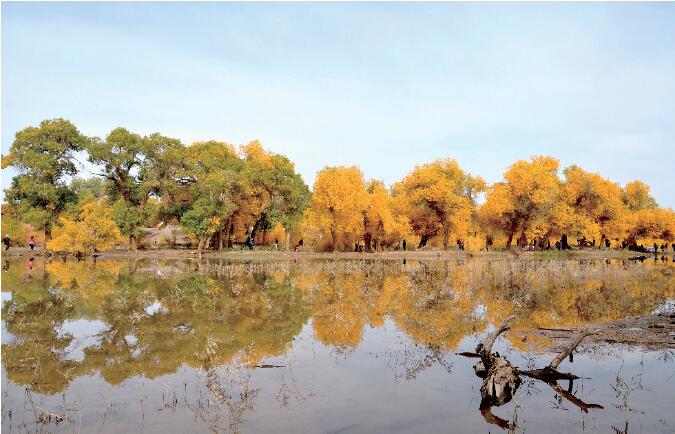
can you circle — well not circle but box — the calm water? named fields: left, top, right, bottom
left=1, top=256, right=673, bottom=433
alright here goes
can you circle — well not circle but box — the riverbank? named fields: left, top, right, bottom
left=3, top=246, right=672, bottom=260
left=523, top=311, right=675, bottom=352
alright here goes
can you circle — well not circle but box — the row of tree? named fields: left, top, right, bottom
left=306, top=156, right=674, bottom=251
left=2, top=118, right=673, bottom=254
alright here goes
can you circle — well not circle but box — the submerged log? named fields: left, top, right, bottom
left=461, top=316, right=602, bottom=430
left=475, top=315, right=521, bottom=407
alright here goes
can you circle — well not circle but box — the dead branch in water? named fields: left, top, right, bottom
left=461, top=316, right=603, bottom=431
left=549, top=330, right=598, bottom=369
left=480, top=315, right=516, bottom=358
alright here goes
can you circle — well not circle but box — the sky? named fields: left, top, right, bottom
left=2, top=2, right=674, bottom=207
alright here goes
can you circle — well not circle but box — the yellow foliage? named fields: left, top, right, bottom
left=394, top=158, right=484, bottom=249
left=481, top=156, right=561, bottom=247
left=47, top=200, right=122, bottom=254
left=308, top=166, right=368, bottom=251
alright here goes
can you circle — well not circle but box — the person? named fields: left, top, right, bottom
left=605, top=238, right=611, bottom=249
left=246, top=237, right=254, bottom=250
left=27, top=257, right=34, bottom=270
left=2, top=235, right=10, bottom=251
left=402, top=239, right=407, bottom=251
left=28, top=235, right=35, bottom=251
left=485, top=235, right=493, bottom=251
left=274, top=238, right=279, bottom=251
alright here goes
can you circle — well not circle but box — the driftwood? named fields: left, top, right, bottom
left=475, top=315, right=521, bottom=407
left=462, top=317, right=603, bottom=430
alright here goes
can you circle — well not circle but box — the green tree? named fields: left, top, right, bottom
left=87, top=128, right=184, bottom=249
left=248, top=149, right=310, bottom=251
left=2, top=119, right=90, bottom=238
left=179, top=141, right=241, bottom=256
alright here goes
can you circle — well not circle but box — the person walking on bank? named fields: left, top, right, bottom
left=3, top=235, right=10, bottom=251
left=402, top=239, right=407, bottom=251
left=28, top=235, right=35, bottom=251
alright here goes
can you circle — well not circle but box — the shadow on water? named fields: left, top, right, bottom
left=1, top=256, right=673, bottom=433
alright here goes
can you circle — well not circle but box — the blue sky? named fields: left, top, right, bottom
left=2, top=2, right=674, bottom=207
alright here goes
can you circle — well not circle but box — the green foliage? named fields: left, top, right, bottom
left=180, top=198, right=227, bottom=239
left=2, top=118, right=90, bottom=234
left=87, top=128, right=186, bottom=247
left=111, top=198, right=145, bottom=238
left=63, top=177, right=108, bottom=219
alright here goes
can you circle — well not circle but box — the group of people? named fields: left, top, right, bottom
left=2, top=235, right=35, bottom=251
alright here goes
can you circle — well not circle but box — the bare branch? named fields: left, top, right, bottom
left=549, top=330, right=598, bottom=369
left=549, top=382, right=603, bottom=413
left=481, top=315, right=517, bottom=356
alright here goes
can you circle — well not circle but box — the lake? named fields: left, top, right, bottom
left=1, top=256, right=674, bottom=433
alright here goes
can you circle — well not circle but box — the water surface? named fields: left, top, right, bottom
left=1, top=256, right=673, bottom=433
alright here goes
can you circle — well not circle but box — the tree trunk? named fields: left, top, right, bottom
left=517, top=229, right=528, bottom=248
left=443, top=223, right=450, bottom=250
left=285, top=231, right=291, bottom=252
left=219, top=228, right=224, bottom=251
left=599, top=234, right=606, bottom=250
left=225, top=219, right=234, bottom=248
left=364, top=233, right=372, bottom=252
left=506, top=231, right=515, bottom=249
left=561, top=234, right=570, bottom=250
left=331, top=228, right=337, bottom=252
left=129, top=235, right=137, bottom=252
left=461, top=317, right=602, bottom=426
left=197, top=237, right=205, bottom=259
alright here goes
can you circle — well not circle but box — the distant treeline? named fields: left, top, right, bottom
left=2, top=119, right=673, bottom=254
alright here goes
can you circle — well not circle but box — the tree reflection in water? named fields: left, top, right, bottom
left=1, top=256, right=673, bottom=432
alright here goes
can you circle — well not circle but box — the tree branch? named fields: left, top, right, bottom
left=549, top=330, right=597, bottom=369
left=481, top=315, right=517, bottom=357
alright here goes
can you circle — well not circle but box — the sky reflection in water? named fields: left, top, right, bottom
left=1, top=257, right=673, bottom=433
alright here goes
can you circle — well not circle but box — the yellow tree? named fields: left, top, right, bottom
left=622, top=180, right=658, bottom=211
left=309, top=166, right=368, bottom=251
left=394, top=159, right=484, bottom=249
left=363, top=180, right=394, bottom=251
left=480, top=156, right=560, bottom=248
left=47, top=200, right=122, bottom=255
left=561, top=165, right=625, bottom=247
left=624, top=208, right=675, bottom=247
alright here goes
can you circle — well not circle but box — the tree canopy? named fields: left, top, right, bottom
left=2, top=119, right=673, bottom=254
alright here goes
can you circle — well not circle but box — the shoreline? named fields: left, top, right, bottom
left=2, top=247, right=672, bottom=261
left=523, top=312, right=675, bottom=352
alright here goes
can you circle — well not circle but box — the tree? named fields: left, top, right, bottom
left=481, top=156, right=560, bottom=248
left=179, top=141, right=241, bottom=257
left=47, top=200, right=122, bottom=255
left=559, top=165, right=625, bottom=247
left=309, top=166, right=368, bottom=251
left=622, top=180, right=658, bottom=211
left=63, top=177, right=108, bottom=219
left=394, top=159, right=485, bottom=249
left=623, top=208, right=675, bottom=246
left=2, top=119, right=90, bottom=238
left=1, top=205, right=30, bottom=247
left=239, top=141, right=310, bottom=251
left=87, top=128, right=185, bottom=250
left=363, top=180, right=394, bottom=251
